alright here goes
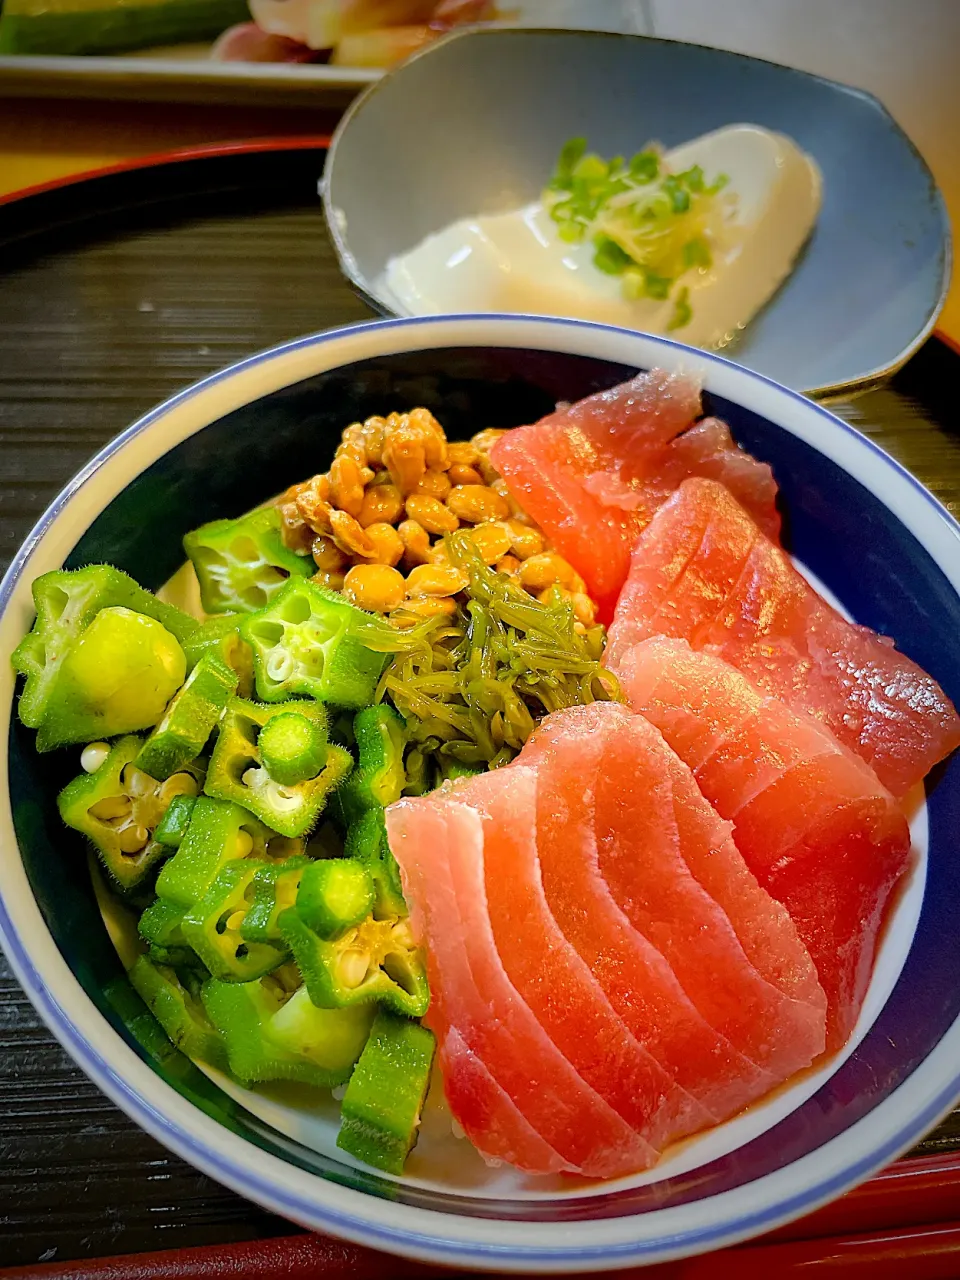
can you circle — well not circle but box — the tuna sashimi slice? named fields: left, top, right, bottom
left=594, top=714, right=826, bottom=1077
left=493, top=419, right=624, bottom=612
left=531, top=367, right=705, bottom=478
left=439, top=1027, right=571, bottom=1175
left=667, top=755, right=826, bottom=1012
left=618, top=637, right=912, bottom=1049
left=386, top=795, right=656, bottom=1176
left=610, top=418, right=780, bottom=556
left=661, top=418, right=780, bottom=535
left=609, top=478, right=960, bottom=795
left=605, top=475, right=760, bottom=671
left=457, top=765, right=713, bottom=1151
left=523, top=702, right=783, bottom=1121
left=491, top=370, right=778, bottom=619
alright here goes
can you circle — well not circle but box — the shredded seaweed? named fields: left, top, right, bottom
left=376, top=532, right=619, bottom=779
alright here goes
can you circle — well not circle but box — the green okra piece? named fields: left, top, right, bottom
left=154, top=794, right=197, bottom=848
left=183, top=507, right=312, bottom=616
left=240, top=578, right=391, bottom=710
left=182, top=613, right=254, bottom=699
left=336, top=1010, right=436, bottom=1175
left=58, top=735, right=198, bottom=891
left=182, top=859, right=288, bottom=983
left=278, top=908, right=429, bottom=1018
left=295, top=858, right=374, bottom=941
left=155, top=796, right=266, bottom=909
left=257, top=711, right=329, bottom=786
left=128, top=954, right=227, bottom=1070
left=205, top=697, right=351, bottom=839
left=139, top=895, right=188, bottom=950
left=12, top=563, right=197, bottom=731
left=201, top=975, right=373, bottom=1087
left=337, top=704, right=406, bottom=827
left=135, top=652, right=237, bottom=781
left=343, top=807, right=407, bottom=920
left=239, top=855, right=311, bottom=947
left=35, top=606, right=187, bottom=752
left=104, top=971, right=181, bottom=1067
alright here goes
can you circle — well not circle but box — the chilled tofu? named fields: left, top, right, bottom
left=382, top=124, right=822, bottom=348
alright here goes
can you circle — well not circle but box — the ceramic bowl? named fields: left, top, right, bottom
left=2, top=315, right=960, bottom=1273
left=323, top=27, right=951, bottom=398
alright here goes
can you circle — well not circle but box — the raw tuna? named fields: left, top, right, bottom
left=522, top=703, right=779, bottom=1122
left=388, top=698, right=829, bottom=1175
left=528, top=704, right=824, bottom=1083
left=440, top=1026, right=570, bottom=1174
left=606, top=478, right=960, bottom=796
left=459, top=765, right=711, bottom=1152
left=617, top=637, right=913, bottom=1049
left=386, top=789, right=656, bottom=1176
left=595, top=714, right=826, bottom=1075
left=490, top=370, right=778, bottom=617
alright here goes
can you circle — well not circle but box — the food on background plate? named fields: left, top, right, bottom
left=0, top=0, right=493, bottom=63
left=214, top=0, right=495, bottom=67
left=382, top=126, right=821, bottom=349
left=12, top=370, right=958, bottom=1180
left=0, top=0, right=250, bottom=56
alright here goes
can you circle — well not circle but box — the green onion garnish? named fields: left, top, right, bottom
left=544, top=137, right=732, bottom=323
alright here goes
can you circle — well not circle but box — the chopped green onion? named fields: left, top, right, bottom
left=548, top=135, right=587, bottom=190
left=661, top=174, right=691, bottom=214
left=683, top=238, right=712, bottom=269
left=592, top=234, right=635, bottom=276
left=668, top=287, right=693, bottom=331
left=644, top=271, right=673, bottom=301
left=629, top=149, right=660, bottom=183
left=544, top=135, right=733, bottom=327
left=676, top=163, right=705, bottom=193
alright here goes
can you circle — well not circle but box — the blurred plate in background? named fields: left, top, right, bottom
left=0, top=1, right=648, bottom=108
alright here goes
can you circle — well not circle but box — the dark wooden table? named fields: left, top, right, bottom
left=0, top=158, right=958, bottom=1269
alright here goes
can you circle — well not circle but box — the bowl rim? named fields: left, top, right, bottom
left=2, top=313, right=960, bottom=1272
left=322, top=25, right=952, bottom=401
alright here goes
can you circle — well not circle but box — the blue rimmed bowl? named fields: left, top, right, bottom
left=1, top=315, right=959, bottom=1273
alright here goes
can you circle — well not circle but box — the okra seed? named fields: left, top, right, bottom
left=391, top=921, right=415, bottom=948
left=225, top=910, right=246, bottom=932
left=158, top=773, right=199, bottom=803
left=80, top=742, right=110, bottom=773
left=235, top=830, right=254, bottom=857
left=339, top=949, right=371, bottom=988
left=89, top=795, right=131, bottom=823
left=266, top=650, right=294, bottom=683
left=117, top=824, right=149, bottom=855
left=264, top=781, right=302, bottom=813
left=123, top=766, right=156, bottom=798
